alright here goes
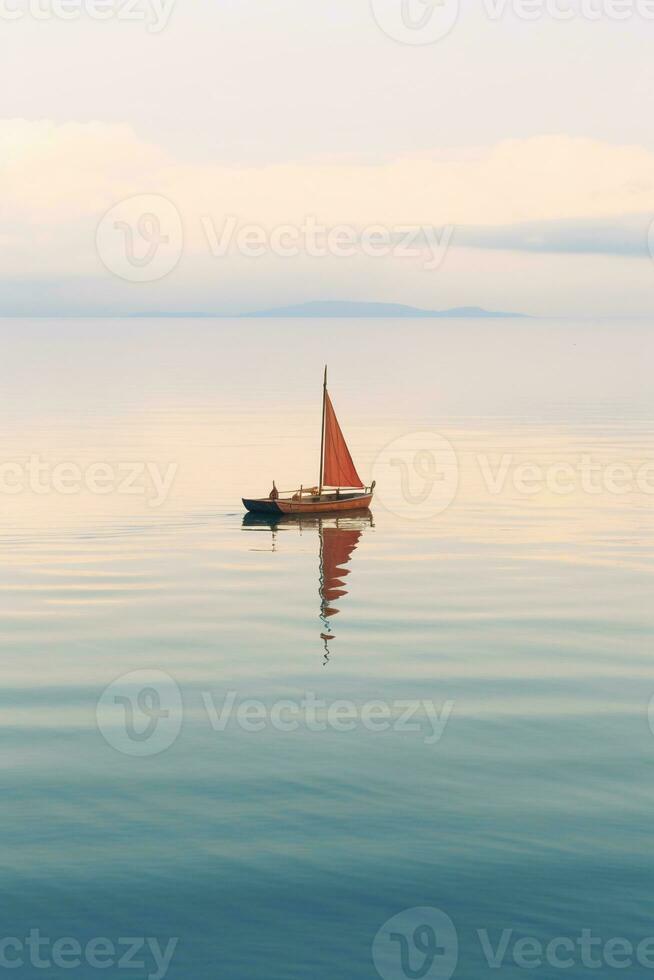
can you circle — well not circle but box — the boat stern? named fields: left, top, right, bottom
left=242, top=497, right=283, bottom=514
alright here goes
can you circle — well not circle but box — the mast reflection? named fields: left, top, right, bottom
left=242, top=509, right=373, bottom=663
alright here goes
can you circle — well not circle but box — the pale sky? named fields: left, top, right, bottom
left=2, top=0, right=654, bottom=315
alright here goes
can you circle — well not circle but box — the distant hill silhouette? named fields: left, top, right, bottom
left=241, top=300, right=528, bottom=318
left=127, top=300, right=529, bottom=319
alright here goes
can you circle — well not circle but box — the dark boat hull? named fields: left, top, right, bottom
left=242, top=492, right=373, bottom=515
left=241, top=498, right=284, bottom=514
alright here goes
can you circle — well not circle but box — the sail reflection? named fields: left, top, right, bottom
left=242, top=509, right=373, bottom=662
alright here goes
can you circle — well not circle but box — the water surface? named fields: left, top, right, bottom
left=0, top=317, right=652, bottom=979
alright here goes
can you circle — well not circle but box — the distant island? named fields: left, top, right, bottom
left=128, top=301, right=529, bottom=319
left=242, top=301, right=528, bottom=318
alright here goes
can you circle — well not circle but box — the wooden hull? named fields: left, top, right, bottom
left=243, top=492, right=373, bottom=515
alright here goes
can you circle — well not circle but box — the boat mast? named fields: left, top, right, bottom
left=318, top=364, right=327, bottom=496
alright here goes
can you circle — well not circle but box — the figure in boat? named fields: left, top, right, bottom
left=243, top=367, right=375, bottom=514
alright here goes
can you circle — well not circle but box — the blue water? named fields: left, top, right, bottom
left=0, top=317, right=653, bottom=979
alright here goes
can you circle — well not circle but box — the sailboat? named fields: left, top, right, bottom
left=242, top=367, right=375, bottom=514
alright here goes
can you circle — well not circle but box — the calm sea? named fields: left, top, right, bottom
left=0, top=317, right=652, bottom=979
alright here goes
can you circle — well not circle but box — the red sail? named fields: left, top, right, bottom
left=322, top=391, right=364, bottom=488
left=321, top=527, right=362, bottom=617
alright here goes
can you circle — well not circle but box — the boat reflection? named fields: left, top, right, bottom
left=242, top=509, right=373, bottom=663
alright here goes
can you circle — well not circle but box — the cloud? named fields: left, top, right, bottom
left=452, top=213, right=653, bottom=257
left=6, top=120, right=654, bottom=227
left=3, top=120, right=654, bottom=313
